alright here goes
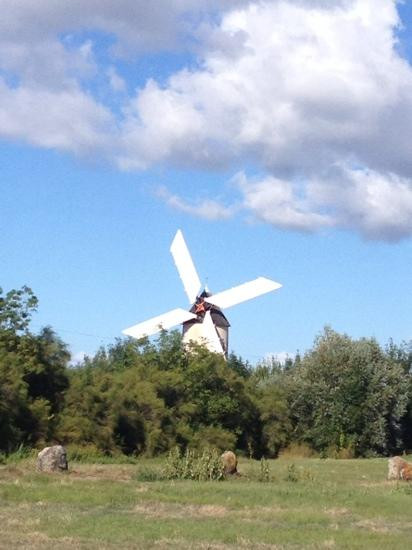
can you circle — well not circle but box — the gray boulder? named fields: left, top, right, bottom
left=221, top=450, right=237, bottom=475
left=37, top=445, right=68, bottom=473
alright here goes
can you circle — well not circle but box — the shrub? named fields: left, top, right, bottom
left=163, top=447, right=225, bottom=481
left=284, top=463, right=314, bottom=482
left=323, top=443, right=355, bottom=459
left=279, top=443, right=317, bottom=459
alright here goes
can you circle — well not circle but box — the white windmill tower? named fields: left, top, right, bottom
left=122, top=230, right=282, bottom=356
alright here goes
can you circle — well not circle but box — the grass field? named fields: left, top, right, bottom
left=1, top=455, right=412, bottom=549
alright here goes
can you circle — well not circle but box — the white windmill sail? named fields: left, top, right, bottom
left=201, top=310, right=225, bottom=355
left=170, top=229, right=201, bottom=304
left=123, top=308, right=197, bottom=339
left=206, top=277, right=282, bottom=310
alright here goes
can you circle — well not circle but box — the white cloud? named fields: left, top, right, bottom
left=122, top=0, right=412, bottom=174
left=70, top=350, right=88, bottom=366
left=0, top=0, right=249, bottom=155
left=120, top=0, right=412, bottom=239
left=235, top=172, right=333, bottom=232
left=310, top=166, right=412, bottom=241
left=0, top=79, right=114, bottom=154
left=157, top=186, right=236, bottom=221
left=1, top=0, right=412, bottom=240
left=107, top=66, right=126, bottom=93
left=0, top=1, right=252, bottom=56
left=234, top=167, right=412, bottom=240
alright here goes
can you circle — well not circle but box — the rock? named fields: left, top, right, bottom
left=388, top=456, right=403, bottom=480
left=388, top=456, right=412, bottom=481
left=221, top=450, right=237, bottom=475
left=37, top=445, right=68, bottom=473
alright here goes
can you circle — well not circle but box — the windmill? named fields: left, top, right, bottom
left=122, top=230, right=282, bottom=356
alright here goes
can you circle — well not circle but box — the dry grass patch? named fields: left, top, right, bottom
left=68, top=464, right=135, bottom=482
left=324, top=507, right=350, bottom=517
left=135, top=484, right=149, bottom=493
left=151, top=538, right=282, bottom=549
left=241, top=505, right=283, bottom=517
left=0, top=531, right=147, bottom=550
left=132, top=501, right=287, bottom=522
left=355, top=519, right=391, bottom=534
left=133, top=501, right=228, bottom=519
left=359, top=480, right=395, bottom=488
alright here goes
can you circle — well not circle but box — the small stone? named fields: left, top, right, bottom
left=37, top=445, right=68, bottom=473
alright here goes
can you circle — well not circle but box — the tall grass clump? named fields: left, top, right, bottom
left=284, top=462, right=315, bottom=482
left=163, top=447, right=225, bottom=481
left=0, top=445, right=35, bottom=464
left=259, top=457, right=271, bottom=482
left=66, top=444, right=139, bottom=464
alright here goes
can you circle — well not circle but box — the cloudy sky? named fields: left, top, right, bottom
left=2, top=0, right=411, bottom=362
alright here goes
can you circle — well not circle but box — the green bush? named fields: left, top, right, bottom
left=163, top=447, right=225, bottom=481
left=189, top=426, right=237, bottom=452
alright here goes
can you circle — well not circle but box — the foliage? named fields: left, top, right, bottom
left=0, top=286, right=69, bottom=452
left=250, top=361, right=292, bottom=457
left=287, top=327, right=410, bottom=457
left=0, top=285, right=38, bottom=333
left=279, top=443, right=318, bottom=459
left=1, top=284, right=412, bottom=461
left=66, top=444, right=139, bottom=464
left=163, top=446, right=225, bottom=481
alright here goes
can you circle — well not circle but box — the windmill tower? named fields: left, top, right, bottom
left=122, top=230, right=282, bottom=356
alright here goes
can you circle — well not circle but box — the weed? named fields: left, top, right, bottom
left=163, top=447, right=224, bottom=481
left=247, top=440, right=254, bottom=460
left=135, top=467, right=164, bottom=482
left=284, top=462, right=314, bottom=482
left=259, top=457, right=271, bottom=482
left=285, top=463, right=299, bottom=482
left=0, top=444, right=35, bottom=464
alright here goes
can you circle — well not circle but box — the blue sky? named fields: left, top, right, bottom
left=1, top=0, right=411, bottom=363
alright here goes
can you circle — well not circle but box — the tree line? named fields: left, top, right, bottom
left=1, top=285, right=411, bottom=458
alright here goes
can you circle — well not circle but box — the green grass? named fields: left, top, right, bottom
left=1, top=456, right=412, bottom=549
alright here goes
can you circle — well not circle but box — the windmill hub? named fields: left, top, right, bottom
left=122, top=230, right=282, bottom=357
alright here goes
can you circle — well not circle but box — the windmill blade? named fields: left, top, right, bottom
left=170, top=230, right=202, bottom=304
left=202, top=311, right=225, bottom=355
left=122, top=308, right=197, bottom=339
left=206, top=277, right=282, bottom=310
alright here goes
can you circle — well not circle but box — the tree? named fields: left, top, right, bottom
left=288, top=327, right=410, bottom=456
left=0, top=285, right=38, bottom=334
left=250, top=359, right=293, bottom=457
left=0, top=286, right=69, bottom=451
left=386, top=340, right=412, bottom=450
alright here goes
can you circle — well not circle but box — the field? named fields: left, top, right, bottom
left=1, top=455, right=412, bottom=549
